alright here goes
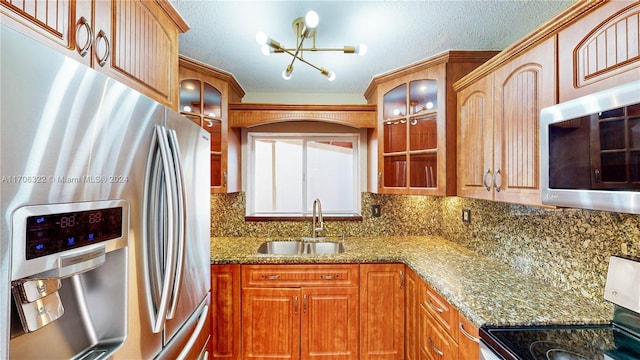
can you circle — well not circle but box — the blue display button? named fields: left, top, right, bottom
left=35, top=244, right=45, bottom=251
left=88, top=233, right=95, bottom=241
left=67, top=237, right=75, bottom=246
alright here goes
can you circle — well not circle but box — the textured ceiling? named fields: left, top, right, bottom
left=171, top=0, right=572, bottom=97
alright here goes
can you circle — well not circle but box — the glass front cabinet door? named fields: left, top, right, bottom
left=178, top=55, right=244, bottom=194
left=180, top=79, right=225, bottom=188
left=380, top=77, right=443, bottom=194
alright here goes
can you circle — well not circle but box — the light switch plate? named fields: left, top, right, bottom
left=371, top=205, right=381, bottom=217
left=462, top=209, right=471, bottom=224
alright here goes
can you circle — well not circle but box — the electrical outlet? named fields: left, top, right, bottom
left=462, top=208, right=471, bottom=224
left=371, top=205, right=381, bottom=217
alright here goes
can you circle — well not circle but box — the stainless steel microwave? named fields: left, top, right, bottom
left=540, top=80, right=640, bottom=214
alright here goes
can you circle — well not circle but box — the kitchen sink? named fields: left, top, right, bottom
left=256, top=240, right=345, bottom=255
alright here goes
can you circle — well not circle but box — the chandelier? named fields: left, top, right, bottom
left=255, top=10, right=367, bottom=81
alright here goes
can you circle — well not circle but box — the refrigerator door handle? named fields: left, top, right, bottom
left=176, top=303, right=209, bottom=360
left=166, top=129, right=186, bottom=319
left=143, top=125, right=179, bottom=334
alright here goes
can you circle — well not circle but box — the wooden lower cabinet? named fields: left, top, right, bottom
left=360, top=264, right=405, bottom=360
left=405, top=268, right=420, bottom=360
left=242, top=287, right=301, bottom=359
left=457, top=316, right=480, bottom=360
left=420, top=310, right=457, bottom=360
left=406, top=269, right=480, bottom=360
left=241, top=264, right=360, bottom=360
left=223, top=263, right=477, bottom=360
left=211, top=265, right=241, bottom=359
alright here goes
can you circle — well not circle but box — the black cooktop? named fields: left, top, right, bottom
left=480, top=324, right=640, bottom=360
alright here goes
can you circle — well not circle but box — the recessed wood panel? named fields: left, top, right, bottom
left=576, top=5, right=640, bottom=85
left=111, top=0, right=173, bottom=98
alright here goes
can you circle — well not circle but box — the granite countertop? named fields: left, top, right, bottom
left=210, top=235, right=613, bottom=328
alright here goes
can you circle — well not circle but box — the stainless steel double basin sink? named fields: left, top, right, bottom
left=257, top=239, right=345, bottom=255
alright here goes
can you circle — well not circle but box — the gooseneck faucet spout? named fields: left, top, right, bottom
left=312, top=198, right=323, bottom=239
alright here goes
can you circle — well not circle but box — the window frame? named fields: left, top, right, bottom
left=246, top=131, right=361, bottom=217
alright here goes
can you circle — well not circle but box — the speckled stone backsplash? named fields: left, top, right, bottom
left=211, top=192, right=640, bottom=301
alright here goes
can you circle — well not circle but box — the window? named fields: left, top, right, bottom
left=247, top=133, right=360, bottom=216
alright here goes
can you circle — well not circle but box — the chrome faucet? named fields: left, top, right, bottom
left=311, top=198, right=324, bottom=239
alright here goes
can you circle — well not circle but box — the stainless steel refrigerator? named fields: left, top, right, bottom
left=1, top=25, right=211, bottom=359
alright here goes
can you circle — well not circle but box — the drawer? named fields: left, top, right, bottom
left=421, top=282, right=459, bottom=341
left=420, top=307, right=458, bottom=360
left=241, top=264, right=359, bottom=287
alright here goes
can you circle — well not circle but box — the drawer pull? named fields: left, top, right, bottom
left=261, top=274, right=281, bottom=280
left=320, top=274, right=339, bottom=280
left=294, top=296, right=298, bottom=315
left=459, top=322, right=480, bottom=343
left=429, top=338, right=444, bottom=356
left=428, top=299, right=445, bottom=313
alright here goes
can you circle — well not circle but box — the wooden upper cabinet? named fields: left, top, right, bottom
left=179, top=56, right=245, bottom=193
left=1, top=0, right=80, bottom=58
left=558, top=1, right=640, bottom=102
left=102, top=0, right=187, bottom=109
left=492, top=36, right=556, bottom=206
left=457, top=37, right=555, bottom=207
left=457, top=74, right=494, bottom=200
left=364, top=51, right=499, bottom=196
left=0, top=0, right=188, bottom=108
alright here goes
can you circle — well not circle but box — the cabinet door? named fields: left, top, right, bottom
left=211, top=265, right=240, bottom=359
left=242, top=288, right=301, bottom=360
left=301, top=287, right=359, bottom=360
left=420, top=309, right=457, bottom=360
left=360, top=264, right=405, bottom=360
left=457, top=316, right=479, bottom=360
left=405, top=268, right=420, bottom=360
left=493, top=36, right=556, bottom=206
left=0, top=0, right=95, bottom=67
left=558, top=1, right=640, bottom=102
left=97, top=0, right=179, bottom=108
left=457, top=74, right=494, bottom=200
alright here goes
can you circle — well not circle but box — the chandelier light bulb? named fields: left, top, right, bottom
left=357, top=44, right=368, bottom=56
left=256, top=32, right=268, bottom=45
left=327, top=71, right=336, bottom=81
left=304, top=10, right=319, bottom=28
left=282, top=65, right=293, bottom=80
left=261, top=44, right=271, bottom=56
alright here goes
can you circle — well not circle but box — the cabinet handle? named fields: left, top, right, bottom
left=399, top=271, right=404, bottom=289
left=428, top=298, right=444, bottom=314
left=223, top=171, right=227, bottom=187
left=294, top=296, right=298, bottom=315
left=459, top=322, right=480, bottom=343
left=482, top=169, right=492, bottom=191
left=76, top=16, right=93, bottom=57
left=261, top=274, right=281, bottom=280
left=378, top=172, right=382, bottom=189
left=429, top=338, right=444, bottom=356
left=493, top=168, right=502, bottom=192
left=95, top=29, right=110, bottom=67
left=303, top=294, right=307, bottom=313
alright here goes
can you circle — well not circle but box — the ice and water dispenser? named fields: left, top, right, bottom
left=9, top=201, right=129, bottom=359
